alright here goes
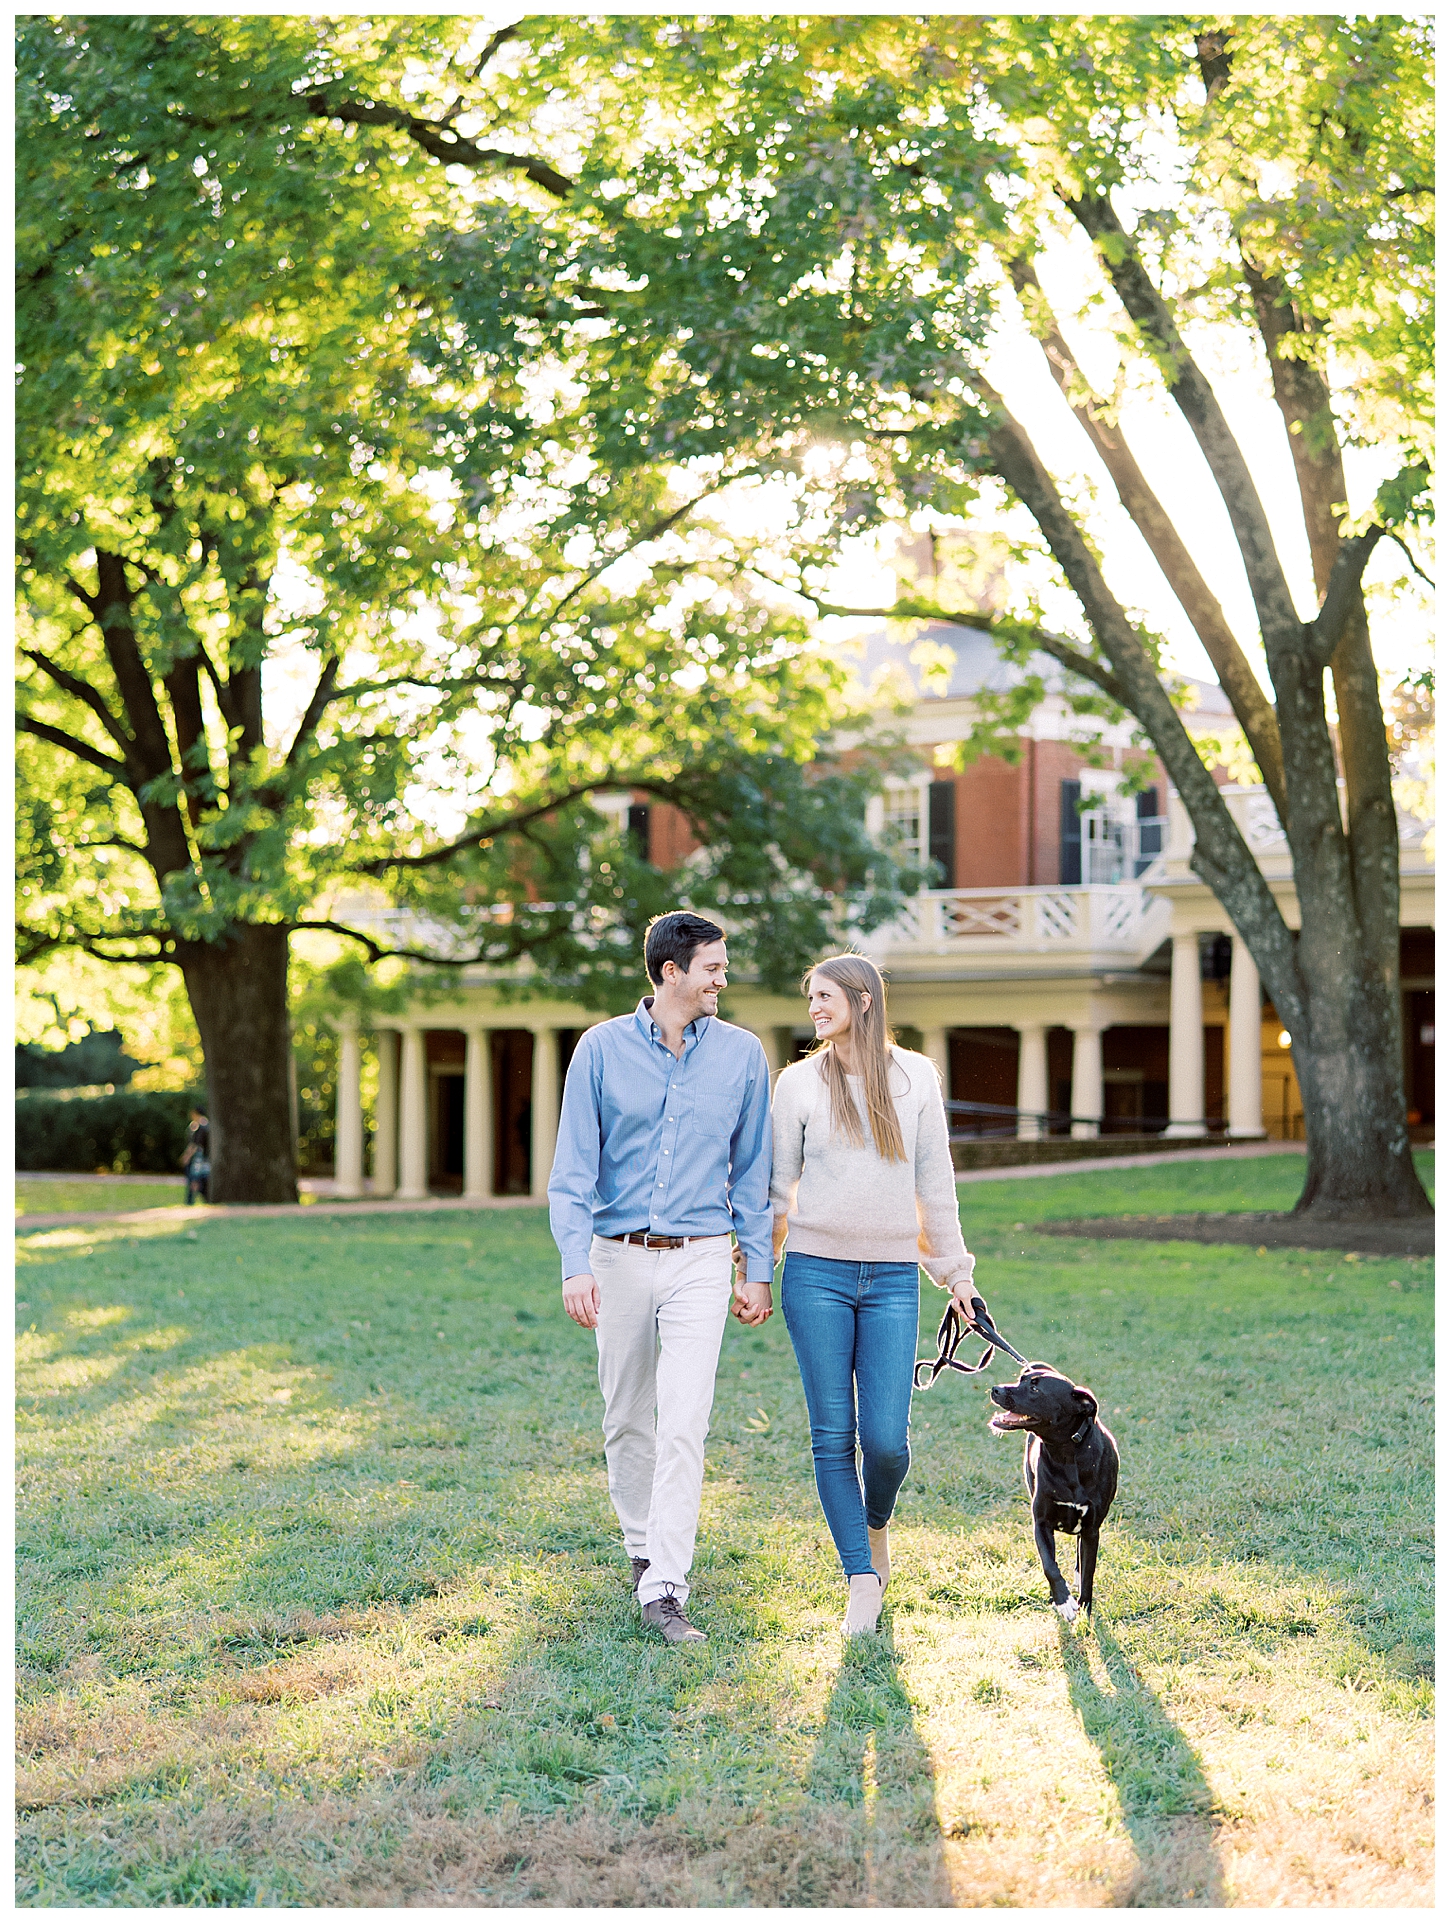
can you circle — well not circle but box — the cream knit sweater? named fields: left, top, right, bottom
left=769, top=1046, right=975, bottom=1291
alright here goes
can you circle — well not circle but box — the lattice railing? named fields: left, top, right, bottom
left=937, top=894, right=1022, bottom=940
left=872, top=884, right=1165, bottom=962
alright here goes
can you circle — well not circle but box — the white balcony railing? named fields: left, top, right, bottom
left=868, top=884, right=1171, bottom=964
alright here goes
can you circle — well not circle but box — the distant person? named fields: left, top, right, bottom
left=758, top=953, right=988, bottom=1637
left=548, top=911, right=773, bottom=1645
left=182, top=1106, right=211, bottom=1205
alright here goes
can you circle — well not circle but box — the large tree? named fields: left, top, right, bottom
left=462, top=12, right=1428, bottom=1222
left=16, top=16, right=916, bottom=1202
left=20, top=15, right=1434, bottom=1220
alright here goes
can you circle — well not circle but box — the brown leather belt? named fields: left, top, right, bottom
left=606, top=1231, right=706, bottom=1250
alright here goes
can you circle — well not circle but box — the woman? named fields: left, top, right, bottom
left=768, top=953, right=983, bottom=1636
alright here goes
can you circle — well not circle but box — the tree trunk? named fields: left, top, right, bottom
left=1291, top=963, right=1430, bottom=1219
left=177, top=923, right=298, bottom=1205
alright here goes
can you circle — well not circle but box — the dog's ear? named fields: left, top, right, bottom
left=1072, top=1387, right=1098, bottom=1419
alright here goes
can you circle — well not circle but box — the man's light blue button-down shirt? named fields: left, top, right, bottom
left=547, top=998, right=774, bottom=1284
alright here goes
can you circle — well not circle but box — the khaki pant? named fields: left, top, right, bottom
left=590, top=1232, right=733, bottom=1607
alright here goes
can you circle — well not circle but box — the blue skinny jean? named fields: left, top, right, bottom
left=781, top=1251, right=920, bottom=1579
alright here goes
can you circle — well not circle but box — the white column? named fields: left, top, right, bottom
left=463, top=1027, right=493, bottom=1201
left=921, top=1025, right=950, bottom=1093
left=1167, top=931, right=1206, bottom=1136
left=529, top=1028, right=561, bottom=1202
left=1016, top=1022, right=1048, bottom=1140
left=372, top=1028, right=398, bottom=1197
left=334, top=1018, right=364, bottom=1198
left=1070, top=1026, right=1104, bottom=1139
left=396, top=1026, right=429, bottom=1200
left=1227, top=934, right=1265, bottom=1138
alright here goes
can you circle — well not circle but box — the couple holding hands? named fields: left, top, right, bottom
left=548, top=910, right=987, bottom=1645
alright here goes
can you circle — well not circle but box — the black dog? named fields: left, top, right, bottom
left=989, top=1364, right=1119, bottom=1623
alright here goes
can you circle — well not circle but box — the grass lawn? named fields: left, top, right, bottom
left=16, top=1155, right=1433, bottom=1906
left=16, top=1179, right=189, bottom=1218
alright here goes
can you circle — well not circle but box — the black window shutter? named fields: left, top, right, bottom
left=927, top=780, right=956, bottom=886
left=1060, top=779, right=1082, bottom=884
left=1135, top=784, right=1162, bottom=872
left=627, top=803, right=651, bottom=862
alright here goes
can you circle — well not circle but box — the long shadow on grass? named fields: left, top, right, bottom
left=804, top=1623, right=950, bottom=1906
left=1060, top=1618, right=1223, bottom=1907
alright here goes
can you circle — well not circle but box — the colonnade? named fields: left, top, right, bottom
left=910, top=929, right=1263, bottom=1139
left=331, top=937, right=1267, bottom=1193
left=332, top=1021, right=566, bottom=1202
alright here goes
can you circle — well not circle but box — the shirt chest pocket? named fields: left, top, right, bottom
left=693, top=1074, right=747, bottom=1142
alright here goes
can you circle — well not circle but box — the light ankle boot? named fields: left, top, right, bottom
left=867, top=1524, right=891, bottom=1591
left=843, top=1572, right=884, bottom=1636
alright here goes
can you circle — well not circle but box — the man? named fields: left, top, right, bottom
left=549, top=910, right=775, bottom=1644
left=182, top=1105, right=210, bottom=1205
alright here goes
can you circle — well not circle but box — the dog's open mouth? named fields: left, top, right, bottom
left=988, top=1410, right=1032, bottom=1431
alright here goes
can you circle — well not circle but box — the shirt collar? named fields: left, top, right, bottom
left=636, top=996, right=709, bottom=1049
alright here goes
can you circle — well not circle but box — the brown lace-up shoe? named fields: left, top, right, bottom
left=641, top=1592, right=706, bottom=1644
left=630, top=1557, right=651, bottom=1594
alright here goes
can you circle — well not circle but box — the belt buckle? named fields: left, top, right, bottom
left=646, top=1233, right=678, bottom=1250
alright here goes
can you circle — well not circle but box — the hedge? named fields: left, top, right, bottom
left=15, top=1089, right=204, bottom=1174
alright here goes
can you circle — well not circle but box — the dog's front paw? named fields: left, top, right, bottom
left=1054, top=1596, right=1080, bottom=1624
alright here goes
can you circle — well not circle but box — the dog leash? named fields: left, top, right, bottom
left=913, top=1296, right=1030, bottom=1391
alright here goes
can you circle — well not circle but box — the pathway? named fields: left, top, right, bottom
left=13, top=1143, right=1327, bottom=1234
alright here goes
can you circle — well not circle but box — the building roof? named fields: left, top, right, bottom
left=843, top=616, right=1236, bottom=721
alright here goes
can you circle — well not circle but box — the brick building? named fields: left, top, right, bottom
left=329, top=619, right=1435, bottom=1197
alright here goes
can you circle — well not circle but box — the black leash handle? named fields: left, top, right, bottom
left=914, top=1295, right=1030, bottom=1392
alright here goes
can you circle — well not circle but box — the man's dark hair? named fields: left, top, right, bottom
left=644, top=911, right=725, bottom=986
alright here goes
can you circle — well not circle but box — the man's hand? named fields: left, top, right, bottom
left=563, top=1272, right=600, bottom=1330
left=732, top=1277, right=773, bottom=1326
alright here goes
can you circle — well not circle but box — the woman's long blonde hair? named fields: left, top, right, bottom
left=804, top=953, right=907, bottom=1163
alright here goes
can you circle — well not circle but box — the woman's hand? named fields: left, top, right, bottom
left=949, top=1276, right=986, bottom=1328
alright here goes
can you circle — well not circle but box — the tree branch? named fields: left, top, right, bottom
left=20, top=648, right=139, bottom=763
left=351, top=774, right=697, bottom=876
left=62, top=574, right=101, bottom=617
left=18, top=716, right=132, bottom=785
left=470, top=24, right=520, bottom=80
left=1005, top=253, right=1287, bottom=814
left=537, top=481, right=739, bottom=627
left=979, top=381, right=1304, bottom=1024
left=299, top=93, right=575, bottom=198
left=1389, top=532, right=1434, bottom=589
left=74, top=835, right=153, bottom=859
left=1063, top=189, right=1304, bottom=653
left=163, top=654, right=211, bottom=829
left=330, top=665, right=520, bottom=704
left=1309, top=528, right=1385, bottom=667
left=18, top=928, right=173, bottom=966
left=283, top=655, right=341, bottom=769
left=291, top=918, right=500, bottom=968
left=775, top=584, right=1132, bottom=708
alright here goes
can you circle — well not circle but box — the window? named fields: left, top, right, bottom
left=928, top=780, right=956, bottom=887
left=627, top=803, right=651, bottom=862
left=1134, top=785, right=1164, bottom=876
left=882, top=781, right=926, bottom=867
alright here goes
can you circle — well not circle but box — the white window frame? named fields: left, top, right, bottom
left=874, top=774, right=932, bottom=877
